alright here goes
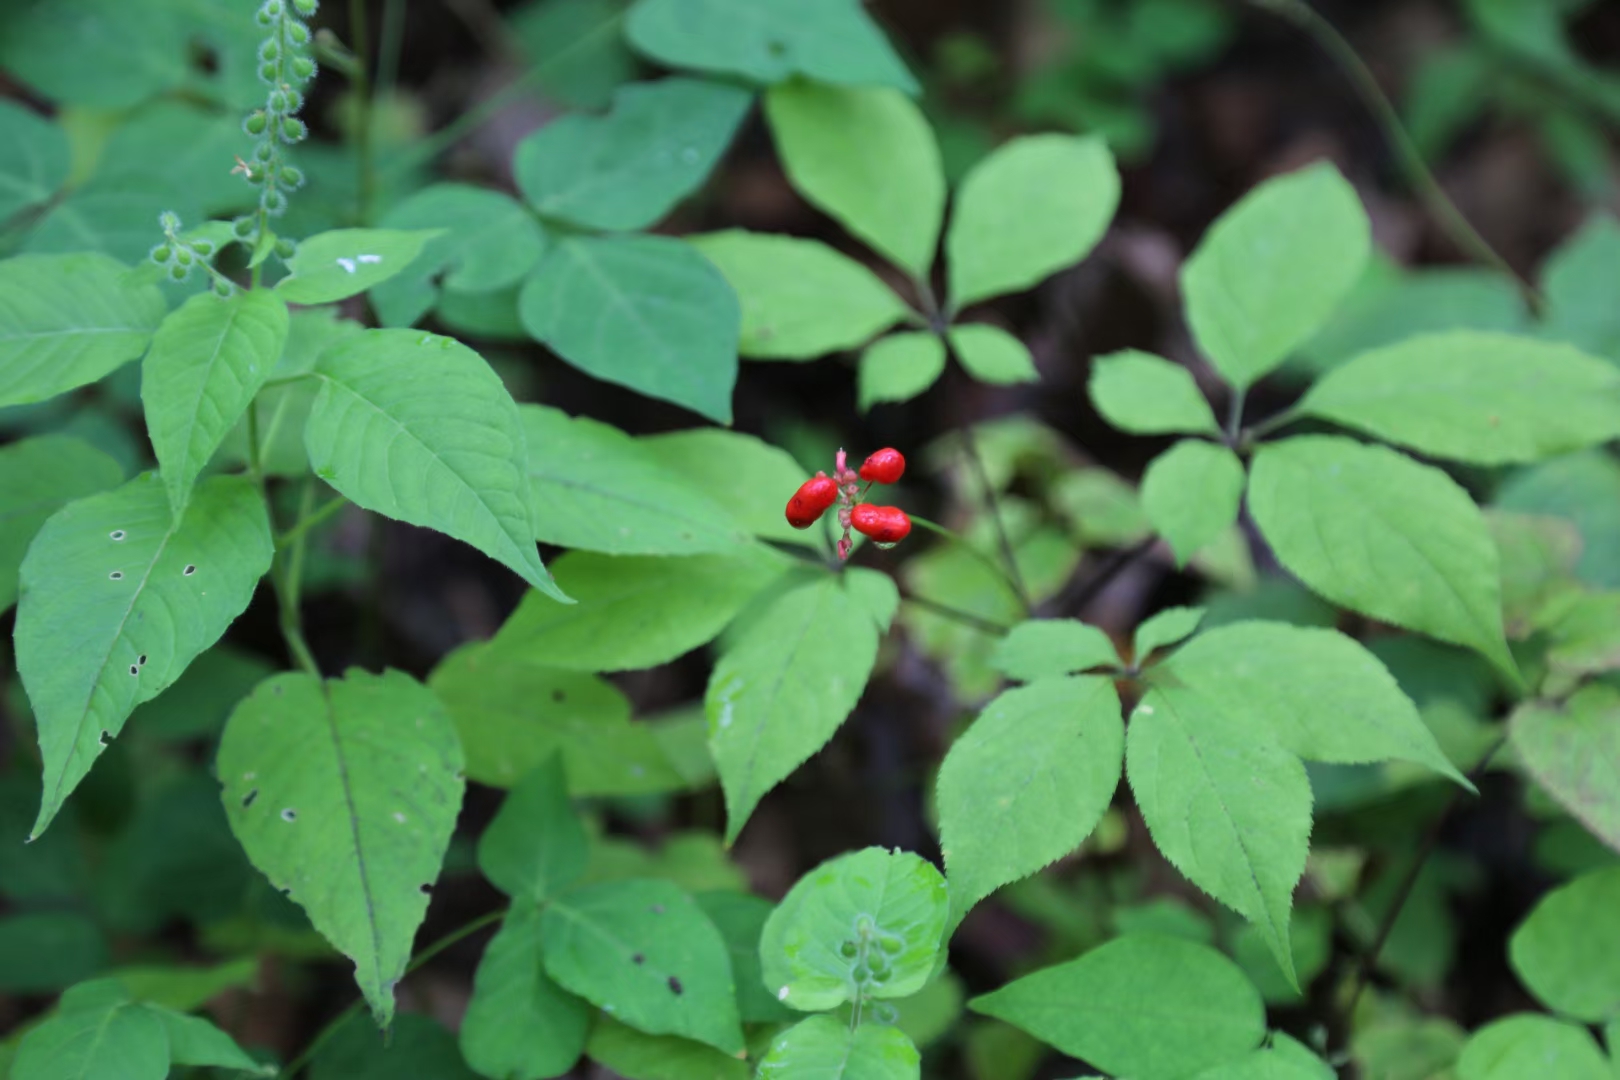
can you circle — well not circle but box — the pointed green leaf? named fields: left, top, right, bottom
left=991, top=619, right=1119, bottom=681
left=858, top=330, right=946, bottom=411
left=142, top=290, right=290, bottom=513
left=585, top=1015, right=749, bottom=1080
left=695, top=891, right=796, bottom=1024
left=477, top=757, right=588, bottom=904
left=969, top=934, right=1265, bottom=1079
left=1182, top=162, right=1371, bottom=389
left=12, top=996, right=168, bottom=1080
left=1512, top=685, right=1620, bottom=854
left=0, top=436, right=124, bottom=614
left=304, top=328, right=566, bottom=601
left=937, top=677, right=1123, bottom=923
left=540, top=878, right=743, bottom=1054
left=765, top=83, right=944, bottom=277
left=950, top=324, right=1038, bottom=385
left=0, top=101, right=69, bottom=221
left=520, top=234, right=739, bottom=422
left=0, top=253, right=166, bottom=408
left=153, top=1007, right=268, bottom=1073
left=706, top=574, right=884, bottom=843
left=946, top=134, right=1119, bottom=308
left=1141, top=440, right=1245, bottom=566
left=217, top=669, right=465, bottom=1028
left=1249, top=435, right=1515, bottom=675
left=639, top=428, right=825, bottom=548
left=1089, top=349, right=1221, bottom=436
left=1508, top=867, right=1620, bottom=1022
left=1457, top=1015, right=1611, bottom=1080
left=758, top=1016, right=920, bottom=1080
left=460, top=905, right=589, bottom=1080
left=274, top=228, right=439, bottom=305
left=760, top=846, right=948, bottom=1011
left=1133, top=605, right=1206, bottom=659
left=19, top=474, right=272, bottom=838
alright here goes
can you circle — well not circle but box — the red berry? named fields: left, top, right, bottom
left=859, top=448, right=905, bottom=485
left=785, top=475, right=839, bottom=529
left=850, top=504, right=912, bottom=544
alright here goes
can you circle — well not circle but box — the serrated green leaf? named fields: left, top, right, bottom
left=765, top=83, right=944, bottom=277
left=950, top=324, right=1038, bottom=385
left=515, top=77, right=752, bottom=232
left=1508, top=866, right=1620, bottom=1022
left=0, top=253, right=167, bottom=408
left=858, top=330, right=945, bottom=411
left=969, top=934, right=1266, bottom=1079
left=0, top=436, right=124, bottom=614
left=541, top=878, right=743, bottom=1054
left=946, top=134, right=1119, bottom=309
left=937, top=677, right=1123, bottom=924
left=275, top=228, right=439, bottom=305
left=1457, top=1014, right=1611, bottom=1080
left=1182, top=162, right=1370, bottom=389
left=304, top=328, right=566, bottom=601
left=585, top=1015, right=750, bottom=1080
left=706, top=574, right=883, bottom=843
left=761, top=846, right=948, bottom=1011
left=689, top=230, right=910, bottom=360
left=1141, top=440, right=1245, bottom=566
left=695, top=891, right=796, bottom=1024
left=1089, top=349, right=1220, bottom=436
left=477, top=757, right=588, bottom=904
left=991, top=619, right=1119, bottom=681
left=638, top=428, right=824, bottom=548
left=18, top=474, right=272, bottom=838
left=758, top=1015, right=920, bottom=1080
left=11, top=995, right=168, bottom=1080
left=520, top=234, right=739, bottom=422
left=1298, top=331, right=1620, bottom=464
left=217, top=669, right=465, bottom=1028
left=141, top=290, right=289, bottom=514
left=1249, top=435, right=1515, bottom=675
left=0, top=101, right=68, bottom=221
left=460, top=905, right=589, bottom=1080
left=154, top=1006, right=267, bottom=1073
left=1133, top=605, right=1207, bottom=659
left=1512, top=685, right=1620, bottom=855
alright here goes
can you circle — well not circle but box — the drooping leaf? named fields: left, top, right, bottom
left=141, top=290, right=289, bottom=513
left=1140, top=439, right=1245, bottom=566
left=858, top=331, right=946, bottom=411
left=520, top=234, right=739, bottom=423
left=1456, top=1014, right=1611, bottom=1080
left=477, top=757, right=588, bottom=904
left=18, top=474, right=272, bottom=838
left=304, top=329, right=566, bottom=601
left=0, top=100, right=69, bottom=221
left=0, top=436, right=124, bottom=614
left=946, top=134, right=1119, bottom=308
left=694, top=891, right=796, bottom=1024
left=217, top=669, right=465, bottom=1027
left=515, top=77, right=752, bottom=232
left=1181, top=162, right=1371, bottom=389
left=1089, top=349, right=1220, bottom=436
left=757, top=1016, right=920, bottom=1080
left=937, top=677, right=1123, bottom=923
left=1133, top=605, right=1206, bottom=659
left=1512, top=685, right=1620, bottom=854
left=949, top=324, right=1038, bottom=385
left=990, top=619, right=1119, bottom=682
left=460, top=906, right=589, bottom=1080
left=765, top=83, right=944, bottom=277
left=1508, top=866, right=1620, bottom=1022
left=275, top=228, right=439, bottom=305
left=11, top=993, right=169, bottom=1080
left=0, top=253, right=166, bottom=408
left=638, top=428, right=824, bottom=548
left=585, top=1016, right=750, bottom=1080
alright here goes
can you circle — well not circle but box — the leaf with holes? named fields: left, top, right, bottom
left=991, top=619, right=1119, bottom=682
left=142, top=290, right=289, bottom=514
left=275, top=229, right=440, bottom=305
left=304, top=329, right=566, bottom=601
left=539, top=878, right=743, bottom=1054
left=0, top=436, right=124, bottom=614
left=757, top=1016, right=920, bottom=1080
left=216, top=668, right=465, bottom=1028
left=477, top=756, right=588, bottom=904
left=1141, top=440, right=1246, bottom=566
left=17, top=474, right=272, bottom=839
left=0, top=101, right=69, bottom=221
left=460, top=905, right=589, bottom=1080
left=1511, top=685, right=1620, bottom=854
left=1089, top=350, right=1221, bottom=436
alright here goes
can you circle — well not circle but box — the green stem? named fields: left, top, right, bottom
left=276, top=491, right=351, bottom=551
left=1224, top=386, right=1247, bottom=446
left=899, top=591, right=1010, bottom=636
left=958, top=423, right=1031, bottom=613
left=348, top=0, right=375, bottom=224
left=908, top=514, right=1027, bottom=611
left=376, top=0, right=405, bottom=101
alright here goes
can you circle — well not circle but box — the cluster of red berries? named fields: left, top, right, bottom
left=785, top=448, right=912, bottom=560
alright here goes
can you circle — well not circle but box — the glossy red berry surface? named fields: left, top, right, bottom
left=850, top=503, right=912, bottom=544
left=859, top=448, right=905, bottom=485
left=785, top=475, right=839, bottom=529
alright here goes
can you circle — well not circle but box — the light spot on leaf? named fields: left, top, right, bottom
left=183, top=564, right=196, bottom=576
left=109, top=571, right=123, bottom=581
left=281, top=808, right=297, bottom=822
left=392, top=812, right=406, bottom=824
left=109, top=530, right=126, bottom=541
left=336, top=257, right=357, bottom=273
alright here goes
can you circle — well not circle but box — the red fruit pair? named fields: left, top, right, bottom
left=851, top=503, right=911, bottom=544
left=785, top=474, right=839, bottom=530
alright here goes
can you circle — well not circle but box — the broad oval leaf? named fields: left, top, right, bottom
left=757, top=1016, right=920, bottom=1080
left=1507, top=866, right=1620, bottom=1022
left=949, top=324, right=1038, bottom=385
left=217, top=668, right=465, bottom=1028
left=460, top=905, right=589, bottom=1080
left=1249, top=435, right=1515, bottom=676
left=304, top=329, right=566, bottom=601
left=519, top=234, right=739, bottom=423
left=1511, top=684, right=1620, bottom=855
left=275, top=228, right=439, bottom=305
left=1457, top=1014, right=1611, bottom=1080
left=858, top=331, right=946, bottom=411
left=12, top=997, right=168, bottom=1080
left=1089, top=349, right=1221, bottom=436
left=0, top=252, right=166, bottom=408
left=19, top=474, right=272, bottom=838
left=0, top=101, right=69, bottom=221
left=0, top=436, right=124, bottom=614
left=937, top=677, right=1124, bottom=924
left=946, top=134, right=1119, bottom=309
left=1141, top=439, right=1245, bottom=566
left=476, top=756, right=588, bottom=904
left=991, top=619, right=1119, bottom=682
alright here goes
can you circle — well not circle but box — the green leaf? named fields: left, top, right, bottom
left=706, top=573, right=884, bottom=843
left=1133, top=605, right=1207, bottom=658
left=154, top=1007, right=268, bottom=1073
left=1249, top=435, right=1515, bottom=676
left=0, top=101, right=68, bottom=221
left=760, top=846, right=949, bottom=1011
left=1194, top=1043, right=1336, bottom=1080
left=18, top=474, right=272, bottom=838
left=0, top=913, right=106, bottom=993
left=0, top=0, right=186, bottom=107
left=1508, top=866, right=1620, bottom=1022
left=101, top=958, right=262, bottom=1013
left=1542, top=214, right=1620, bottom=363
left=765, top=83, right=944, bottom=277
left=949, top=324, right=1038, bottom=385
left=12, top=995, right=168, bottom=1080
left=937, top=677, right=1123, bottom=923
left=0, top=435, right=124, bottom=613
left=509, top=0, right=635, bottom=110
left=1089, top=349, right=1221, bottom=436
left=128, top=643, right=277, bottom=741
left=141, top=290, right=290, bottom=514
left=1181, top=162, right=1371, bottom=389
left=1141, top=440, right=1245, bottom=566
left=969, top=934, right=1266, bottom=1079
left=1297, top=331, right=1620, bottom=465
left=1457, top=1014, right=1611, bottom=1080
left=858, top=331, right=946, bottom=411
left=275, top=228, right=439, bottom=305
left=1496, top=450, right=1620, bottom=590
left=541, top=878, right=744, bottom=1054
left=217, top=669, right=465, bottom=1027
left=460, top=906, right=589, bottom=1080
left=946, top=134, right=1120, bottom=308
left=95, top=101, right=256, bottom=217
left=991, top=619, right=1119, bottom=681
left=0, top=253, right=166, bottom=408
left=625, top=0, right=917, bottom=92
left=304, top=328, right=566, bottom=601
left=370, top=184, right=549, bottom=328
left=477, top=757, right=588, bottom=904
left=694, top=891, right=796, bottom=1024
left=757, top=1016, right=920, bottom=1080
left=638, top=428, right=825, bottom=548
left=689, top=230, right=910, bottom=360
left=1512, top=685, right=1620, bottom=855
left=520, top=234, right=739, bottom=423
left=515, top=77, right=752, bottom=232
left=494, top=549, right=787, bottom=672
left=21, top=178, right=196, bottom=268
left=585, top=1015, right=750, bottom=1080
left=520, top=405, right=746, bottom=556
left=311, top=1013, right=478, bottom=1080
